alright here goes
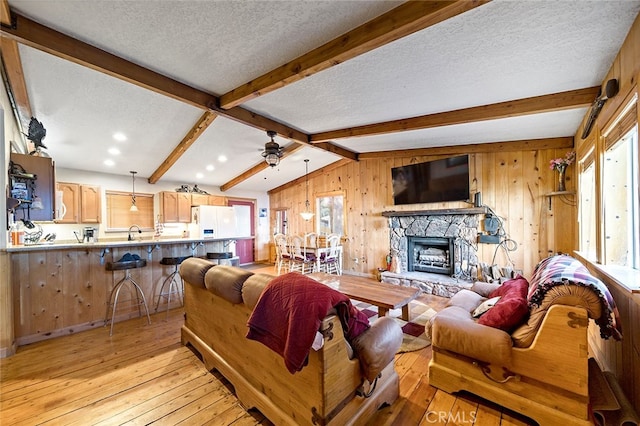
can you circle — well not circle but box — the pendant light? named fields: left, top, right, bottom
left=130, top=171, right=138, bottom=212
left=300, top=159, right=314, bottom=221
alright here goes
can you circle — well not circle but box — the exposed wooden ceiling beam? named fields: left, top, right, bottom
left=358, top=137, right=574, bottom=159
left=220, top=143, right=305, bottom=192
left=0, top=0, right=10, bottom=26
left=310, top=87, right=600, bottom=142
left=313, top=142, right=358, bottom=161
left=220, top=0, right=490, bottom=109
left=148, top=111, right=218, bottom=184
left=1, top=12, right=314, bottom=147
left=268, top=158, right=352, bottom=195
left=0, top=37, right=32, bottom=129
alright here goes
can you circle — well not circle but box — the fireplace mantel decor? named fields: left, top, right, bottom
left=382, top=207, right=488, bottom=217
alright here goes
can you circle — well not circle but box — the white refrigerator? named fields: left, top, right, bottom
left=190, top=206, right=237, bottom=239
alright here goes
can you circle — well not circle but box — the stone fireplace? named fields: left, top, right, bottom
left=381, top=208, right=486, bottom=297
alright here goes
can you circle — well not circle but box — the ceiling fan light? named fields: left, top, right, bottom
left=261, top=130, right=283, bottom=167
left=265, top=153, right=280, bottom=167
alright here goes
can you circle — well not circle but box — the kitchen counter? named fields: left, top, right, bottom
left=2, top=236, right=254, bottom=353
left=2, top=235, right=254, bottom=252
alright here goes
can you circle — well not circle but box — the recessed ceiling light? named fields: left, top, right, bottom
left=108, top=147, right=121, bottom=155
left=196, top=172, right=204, bottom=179
left=206, top=164, right=214, bottom=171
left=104, top=159, right=115, bottom=166
left=113, top=132, right=127, bottom=142
left=217, top=155, right=227, bottom=163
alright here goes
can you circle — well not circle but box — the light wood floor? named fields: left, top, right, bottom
left=0, top=264, right=537, bottom=425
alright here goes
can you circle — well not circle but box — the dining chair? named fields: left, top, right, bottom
left=290, top=235, right=315, bottom=274
left=274, top=233, right=291, bottom=275
left=319, top=234, right=341, bottom=275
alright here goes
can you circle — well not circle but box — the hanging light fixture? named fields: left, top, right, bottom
left=262, top=130, right=283, bottom=167
left=130, top=171, right=138, bottom=212
left=300, top=159, right=314, bottom=221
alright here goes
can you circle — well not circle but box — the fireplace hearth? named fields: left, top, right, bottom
left=408, top=236, right=454, bottom=275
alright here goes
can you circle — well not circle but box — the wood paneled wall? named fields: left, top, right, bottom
left=269, top=147, right=576, bottom=279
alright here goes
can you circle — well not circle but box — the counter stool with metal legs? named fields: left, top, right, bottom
left=105, top=257, right=151, bottom=336
left=155, top=255, right=191, bottom=314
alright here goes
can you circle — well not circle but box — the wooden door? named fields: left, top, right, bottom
left=227, top=199, right=255, bottom=265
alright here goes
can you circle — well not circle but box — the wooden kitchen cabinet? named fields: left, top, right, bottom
left=157, top=191, right=191, bottom=223
left=9, top=153, right=55, bottom=221
left=56, top=183, right=101, bottom=223
left=55, top=182, right=80, bottom=223
left=209, top=195, right=227, bottom=206
left=191, top=193, right=227, bottom=206
left=190, top=193, right=209, bottom=206
left=80, top=185, right=101, bottom=223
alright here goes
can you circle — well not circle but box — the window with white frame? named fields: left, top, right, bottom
left=578, top=147, right=597, bottom=260
left=601, top=97, right=639, bottom=269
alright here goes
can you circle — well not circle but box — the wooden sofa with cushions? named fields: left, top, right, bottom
left=426, top=254, right=622, bottom=425
left=179, top=258, right=403, bottom=426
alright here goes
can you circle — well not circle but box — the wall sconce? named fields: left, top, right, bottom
left=262, top=130, right=283, bottom=167
left=300, top=159, right=314, bottom=221
left=130, top=171, right=138, bottom=212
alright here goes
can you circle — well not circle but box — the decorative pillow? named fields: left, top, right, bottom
left=472, top=296, right=501, bottom=318
left=478, top=276, right=530, bottom=332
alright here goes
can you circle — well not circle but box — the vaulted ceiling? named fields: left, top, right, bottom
left=2, top=0, right=639, bottom=193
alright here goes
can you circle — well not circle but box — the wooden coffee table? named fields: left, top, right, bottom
left=308, top=272, right=421, bottom=321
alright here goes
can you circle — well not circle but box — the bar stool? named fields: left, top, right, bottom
left=206, top=252, right=239, bottom=267
left=105, top=256, right=151, bottom=336
left=155, top=255, right=191, bottom=314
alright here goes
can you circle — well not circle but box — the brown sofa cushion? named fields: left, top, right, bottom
left=179, top=257, right=215, bottom=289
left=205, top=265, right=254, bottom=304
left=242, top=273, right=273, bottom=309
left=351, top=316, right=403, bottom=382
left=478, top=276, right=529, bottom=332
left=446, top=289, right=486, bottom=313
left=431, top=306, right=513, bottom=366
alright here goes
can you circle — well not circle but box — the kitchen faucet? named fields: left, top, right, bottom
left=128, top=224, right=142, bottom=241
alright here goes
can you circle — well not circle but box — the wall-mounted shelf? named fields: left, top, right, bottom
left=545, top=191, right=576, bottom=210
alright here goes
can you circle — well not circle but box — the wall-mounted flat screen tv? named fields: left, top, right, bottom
left=391, top=155, right=470, bottom=205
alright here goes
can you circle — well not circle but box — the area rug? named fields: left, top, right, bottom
left=351, top=300, right=436, bottom=353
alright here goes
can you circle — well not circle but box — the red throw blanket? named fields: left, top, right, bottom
left=246, top=272, right=370, bottom=374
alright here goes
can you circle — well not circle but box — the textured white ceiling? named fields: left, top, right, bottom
left=6, top=0, right=640, bottom=193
